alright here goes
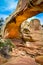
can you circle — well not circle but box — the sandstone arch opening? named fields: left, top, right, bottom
left=2, top=0, right=43, bottom=39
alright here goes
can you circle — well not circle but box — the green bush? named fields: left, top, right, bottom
left=0, top=39, right=15, bottom=58
left=0, top=39, right=15, bottom=51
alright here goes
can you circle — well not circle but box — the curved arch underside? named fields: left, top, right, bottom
left=3, top=0, right=43, bottom=38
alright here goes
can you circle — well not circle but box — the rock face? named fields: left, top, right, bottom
left=21, top=19, right=43, bottom=42
left=19, top=19, right=43, bottom=57
left=2, top=0, right=43, bottom=39
left=2, top=56, right=38, bottom=65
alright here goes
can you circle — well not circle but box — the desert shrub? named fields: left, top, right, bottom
left=0, top=39, right=15, bottom=58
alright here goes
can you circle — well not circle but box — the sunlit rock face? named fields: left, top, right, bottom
left=21, top=19, right=43, bottom=43
left=28, top=19, right=43, bottom=42
left=20, top=19, right=43, bottom=58
left=2, top=0, right=43, bottom=39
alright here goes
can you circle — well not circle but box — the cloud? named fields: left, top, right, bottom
left=0, top=0, right=18, bottom=19
left=4, top=0, right=18, bottom=11
left=0, top=0, right=18, bottom=12
left=0, top=14, right=8, bottom=20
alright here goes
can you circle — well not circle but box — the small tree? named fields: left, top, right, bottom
left=0, top=18, right=4, bottom=37
left=0, top=18, right=4, bottom=26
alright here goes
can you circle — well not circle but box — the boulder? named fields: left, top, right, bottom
left=35, top=56, right=43, bottom=65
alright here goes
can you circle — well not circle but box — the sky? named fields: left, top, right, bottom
left=0, top=0, right=43, bottom=24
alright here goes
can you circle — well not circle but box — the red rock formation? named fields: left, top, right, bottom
left=2, top=0, right=43, bottom=39
left=2, top=56, right=38, bottom=65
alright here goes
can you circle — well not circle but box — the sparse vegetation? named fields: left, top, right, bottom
left=0, top=39, right=15, bottom=58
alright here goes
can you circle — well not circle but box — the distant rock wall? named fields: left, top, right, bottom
left=21, top=19, right=43, bottom=43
